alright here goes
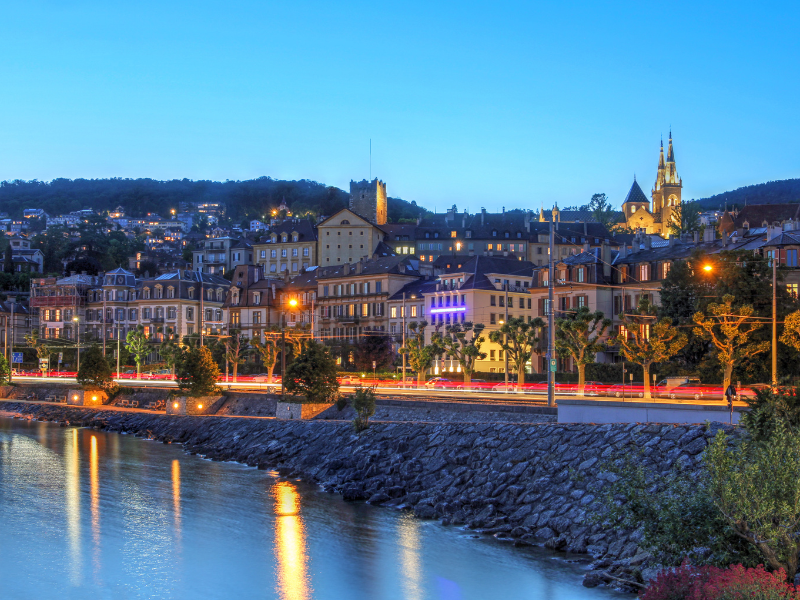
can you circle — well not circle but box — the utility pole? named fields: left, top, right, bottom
left=102, top=284, right=107, bottom=356
left=117, top=324, right=121, bottom=377
left=504, top=281, right=509, bottom=390
left=200, top=276, right=205, bottom=347
left=402, top=292, right=407, bottom=386
left=547, top=211, right=555, bottom=408
left=772, top=253, right=778, bottom=388
left=280, top=311, right=286, bottom=402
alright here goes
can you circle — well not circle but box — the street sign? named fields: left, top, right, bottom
left=58, top=352, right=63, bottom=361
left=11, top=352, right=22, bottom=364
left=549, top=359, right=557, bottom=373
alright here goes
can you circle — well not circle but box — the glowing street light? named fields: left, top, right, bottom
left=703, top=264, right=713, bottom=272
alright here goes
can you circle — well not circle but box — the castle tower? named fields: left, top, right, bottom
left=349, top=178, right=387, bottom=225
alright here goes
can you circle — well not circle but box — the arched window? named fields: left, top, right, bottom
left=292, top=234, right=298, bottom=242
left=154, top=285, right=163, bottom=299
left=188, top=287, right=195, bottom=299
left=492, top=230, right=497, bottom=237
left=143, top=287, right=151, bottom=299
left=216, top=288, right=223, bottom=302
left=207, top=288, right=213, bottom=301
left=282, top=235, right=287, bottom=243
left=167, top=286, right=174, bottom=299
left=340, top=220, right=350, bottom=225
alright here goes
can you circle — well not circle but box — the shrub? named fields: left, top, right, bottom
left=351, top=386, right=376, bottom=432
left=76, top=345, right=114, bottom=392
left=176, top=346, right=220, bottom=397
left=641, top=563, right=800, bottom=600
left=0, top=354, right=9, bottom=385
left=335, top=395, right=348, bottom=411
left=284, top=341, right=339, bottom=403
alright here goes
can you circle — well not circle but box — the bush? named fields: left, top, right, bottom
left=641, top=563, right=800, bottom=600
left=284, top=341, right=339, bottom=403
left=176, top=346, right=220, bottom=397
left=0, top=354, right=9, bottom=385
left=351, top=386, right=376, bottom=432
left=76, top=345, right=114, bottom=391
left=335, top=395, right=348, bottom=411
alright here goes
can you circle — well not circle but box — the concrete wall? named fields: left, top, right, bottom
left=558, top=399, right=743, bottom=425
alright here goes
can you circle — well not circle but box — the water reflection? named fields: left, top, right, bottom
left=398, top=516, right=423, bottom=600
left=172, top=459, right=182, bottom=543
left=65, top=428, right=82, bottom=586
left=90, top=435, right=101, bottom=577
left=273, top=480, right=311, bottom=600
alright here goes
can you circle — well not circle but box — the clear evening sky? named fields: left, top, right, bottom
left=1, top=1, right=798, bottom=212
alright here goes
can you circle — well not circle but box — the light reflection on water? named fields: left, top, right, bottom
left=0, top=418, right=629, bottom=600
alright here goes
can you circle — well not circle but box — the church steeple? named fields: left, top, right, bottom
left=667, top=129, right=675, bottom=162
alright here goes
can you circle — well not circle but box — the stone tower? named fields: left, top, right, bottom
left=349, top=178, right=387, bottom=225
left=652, top=131, right=682, bottom=229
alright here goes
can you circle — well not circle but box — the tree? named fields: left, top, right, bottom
left=439, top=322, right=487, bottom=384
left=0, top=354, right=10, bottom=385
left=284, top=323, right=312, bottom=355
left=668, top=200, right=702, bottom=237
left=125, top=325, right=150, bottom=378
left=251, top=329, right=280, bottom=382
left=223, top=329, right=248, bottom=382
left=353, top=335, right=394, bottom=372
left=400, top=321, right=441, bottom=386
left=158, top=327, right=182, bottom=376
left=76, top=344, right=114, bottom=391
left=489, top=316, right=544, bottom=389
left=616, top=298, right=687, bottom=398
left=351, top=385, right=376, bottom=432
left=693, top=295, right=769, bottom=394
left=3, top=245, right=12, bottom=274
left=284, top=341, right=339, bottom=403
left=588, top=193, right=618, bottom=232
left=24, top=329, right=51, bottom=364
left=176, top=345, right=221, bottom=396
left=554, top=307, right=611, bottom=394
left=779, top=310, right=800, bottom=351
left=705, top=423, right=800, bottom=580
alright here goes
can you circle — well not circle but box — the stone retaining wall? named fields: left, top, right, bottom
left=0, top=401, right=734, bottom=591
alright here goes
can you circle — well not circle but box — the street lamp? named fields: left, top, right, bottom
left=703, top=264, right=713, bottom=272
left=72, top=316, right=80, bottom=372
left=281, top=298, right=299, bottom=401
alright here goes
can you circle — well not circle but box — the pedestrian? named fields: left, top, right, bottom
left=725, top=383, right=737, bottom=406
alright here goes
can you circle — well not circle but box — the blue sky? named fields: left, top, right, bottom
left=1, top=0, right=798, bottom=211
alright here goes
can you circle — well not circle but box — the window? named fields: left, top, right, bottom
left=292, top=248, right=298, bottom=257
left=499, top=296, right=505, bottom=307
left=186, top=307, right=194, bottom=320
left=639, top=264, right=650, bottom=281
left=281, top=249, right=287, bottom=258
left=260, top=250, right=266, bottom=258
left=788, top=284, right=799, bottom=298
left=303, top=247, right=309, bottom=257
left=376, top=282, right=382, bottom=293
left=490, top=313, right=496, bottom=325
left=490, top=295, right=496, bottom=306
left=411, top=305, right=417, bottom=317
left=361, top=303, right=369, bottom=317
left=271, top=250, right=277, bottom=259
left=167, top=286, right=175, bottom=298
left=490, top=350, right=496, bottom=360
left=576, top=296, right=586, bottom=308
left=143, top=287, right=151, bottom=299
left=787, top=250, right=798, bottom=267
left=391, top=307, right=397, bottom=318
left=167, top=307, right=177, bottom=319
left=450, top=231, right=457, bottom=238
left=577, top=268, right=585, bottom=283
left=662, top=262, right=671, bottom=278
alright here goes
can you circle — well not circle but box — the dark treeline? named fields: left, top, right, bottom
left=692, top=178, right=800, bottom=211
left=0, top=177, right=428, bottom=224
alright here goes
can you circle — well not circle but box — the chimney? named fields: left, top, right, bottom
left=644, top=236, right=652, bottom=250
left=669, top=235, right=677, bottom=247
left=343, top=263, right=350, bottom=276
left=481, top=208, right=486, bottom=226
left=462, top=209, right=467, bottom=228
left=620, top=244, right=628, bottom=259
left=703, top=225, right=715, bottom=243
left=583, top=242, right=590, bottom=253
left=602, top=242, right=612, bottom=277
left=583, top=222, right=588, bottom=235
left=355, top=261, right=363, bottom=275
left=722, top=231, right=728, bottom=247
left=524, top=211, right=530, bottom=233
left=693, top=231, right=700, bottom=246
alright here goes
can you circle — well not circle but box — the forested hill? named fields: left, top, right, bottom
left=0, top=177, right=429, bottom=224
left=692, top=178, right=800, bottom=210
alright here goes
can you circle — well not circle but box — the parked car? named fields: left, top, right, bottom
left=423, top=377, right=453, bottom=388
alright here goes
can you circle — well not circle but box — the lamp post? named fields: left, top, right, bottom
left=72, top=316, right=80, bottom=372
left=281, top=298, right=298, bottom=401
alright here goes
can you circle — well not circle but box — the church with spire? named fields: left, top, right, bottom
left=620, top=132, right=683, bottom=237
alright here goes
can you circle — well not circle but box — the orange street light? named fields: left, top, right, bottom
left=703, top=264, right=713, bottom=272
left=289, top=298, right=298, bottom=308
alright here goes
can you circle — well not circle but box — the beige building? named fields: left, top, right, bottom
left=193, top=236, right=253, bottom=275
left=317, top=209, right=388, bottom=265
left=252, top=219, right=317, bottom=276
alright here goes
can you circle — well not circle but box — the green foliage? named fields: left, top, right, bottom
left=175, top=345, right=221, bottom=396
left=250, top=329, right=280, bottom=382
left=588, top=193, right=619, bottom=232
left=488, top=316, right=544, bottom=388
left=351, top=385, right=377, bottom=432
left=125, top=325, right=150, bottom=377
left=158, top=327, right=182, bottom=375
left=24, top=329, right=51, bottom=361
left=740, top=386, right=800, bottom=441
left=0, top=354, right=10, bottom=385
left=284, top=340, right=339, bottom=403
left=76, top=345, right=114, bottom=391
left=597, top=448, right=761, bottom=569
left=668, top=200, right=702, bottom=237
left=223, top=330, right=249, bottom=381
left=705, top=424, right=800, bottom=579
left=554, top=307, right=610, bottom=392
left=3, top=245, right=12, bottom=274
left=439, top=322, right=487, bottom=383
left=353, top=335, right=394, bottom=372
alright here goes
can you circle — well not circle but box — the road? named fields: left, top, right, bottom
left=8, top=375, right=734, bottom=406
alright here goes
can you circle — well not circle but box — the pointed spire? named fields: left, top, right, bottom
left=667, top=130, right=675, bottom=162
left=658, top=138, right=665, bottom=168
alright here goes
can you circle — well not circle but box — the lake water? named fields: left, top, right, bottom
left=0, top=418, right=629, bottom=600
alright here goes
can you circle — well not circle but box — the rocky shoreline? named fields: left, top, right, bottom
left=0, top=400, right=734, bottom=592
